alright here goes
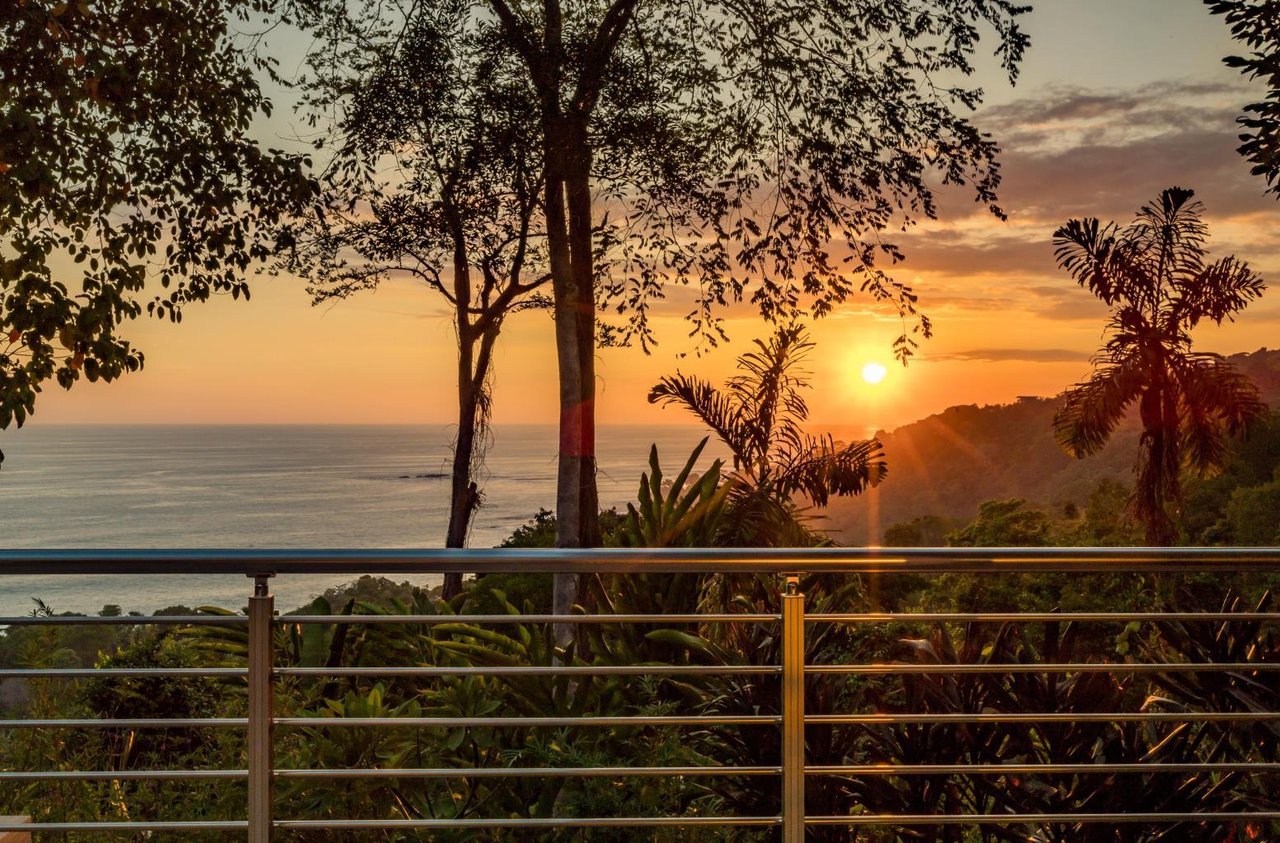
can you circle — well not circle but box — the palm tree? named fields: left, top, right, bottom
left=1052, top=187, right=1267, bottom=545
left=649, top=325, right=885, bottom=546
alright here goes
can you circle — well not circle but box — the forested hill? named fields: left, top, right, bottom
left=823, top=348, right=1280, bottom=545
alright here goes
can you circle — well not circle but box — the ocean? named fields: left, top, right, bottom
left=0, top=424, right=728, bottom=616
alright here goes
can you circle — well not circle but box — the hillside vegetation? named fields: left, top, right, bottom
left=825, top=348, right=1280, bottom=544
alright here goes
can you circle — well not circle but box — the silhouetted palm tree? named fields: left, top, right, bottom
left=649, top=325, right=885, bottom=546
left=1052, top=187, right=1267, bottom=545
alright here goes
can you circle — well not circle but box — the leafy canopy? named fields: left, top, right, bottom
left=0, top=0, right=315, bottom=462
left=1207, top=0, right=1280, bottom=197
left=284, top=0, right=1030, bottom=357
left=284, top=1, right=551, bottom=317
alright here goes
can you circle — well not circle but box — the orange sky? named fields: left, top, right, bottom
left=19, top=0, right=1280, bottom=434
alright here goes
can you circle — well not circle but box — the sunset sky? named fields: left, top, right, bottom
left=24, top=0, right=1280, bottom=434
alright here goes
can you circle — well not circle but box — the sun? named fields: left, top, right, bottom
left=861, top=361, right=888, bottom=385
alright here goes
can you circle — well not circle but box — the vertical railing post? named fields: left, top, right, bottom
left=248, top=574, right=275, bottom=843
left=782, top=574, right=805, bottom=842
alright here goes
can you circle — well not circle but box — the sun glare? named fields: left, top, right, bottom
left=861, top=361, right=888, bottom=385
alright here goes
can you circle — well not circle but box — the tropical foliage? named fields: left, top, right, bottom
left=650, top=325, right=886, bottom=547
left=6, top=421, right=1278, bottom=838
left=1052, top=187, right=1267, bottom=545
left=7, top=567, right=1280, bottom=840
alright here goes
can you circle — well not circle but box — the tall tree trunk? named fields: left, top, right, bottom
left=443, top=331, right=479, bottom=599
left=564, top=117, right=602, bottom=552
left=443, top=236, right=481, bottom=599
left=545, top=113, right=601, bottom=626
left=1137, top=382, right=1178, bottom=547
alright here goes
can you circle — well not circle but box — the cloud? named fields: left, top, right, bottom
left=997, top=129, right=1266, bottom=223
left=593, top=79, right=1279, bottom=334
left=979, top=81, right=1250, bottom=153
left=1024, top=284, right=1113, bottom=321
left=878, top=79, right=1280, bottom=325
left=895, top=234, right=1058, bottom=278
left=964, top=81, right=1275, bottom=224
left=924, top=348, right=1090, bottom=363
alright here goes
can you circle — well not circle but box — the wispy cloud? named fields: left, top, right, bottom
left=883, top=80, right=1279, bottom=326
left=923, top=348, right=1090, bottom=363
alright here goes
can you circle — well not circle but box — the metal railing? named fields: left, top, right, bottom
left=0, top=547, right=1278, bottom=839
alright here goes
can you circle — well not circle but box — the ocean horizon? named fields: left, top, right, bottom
left=0, top=423, right=730, bottom=616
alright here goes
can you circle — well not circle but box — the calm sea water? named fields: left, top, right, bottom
left=0, top=424, right=726, bottom=616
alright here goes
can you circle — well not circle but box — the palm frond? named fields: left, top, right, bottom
left=1052, top=217, right=1149, bottom=307
left=1173, top=255, right=1266, bottom=328
left=648, top=373, right=748, bottom=467
left=726, top=326, right=812, bottom=464
left=1172, top=354, right=1267, bottom=475
left=1053, top=359, right=1147, bottom=458
left=775, top=434, right=887, bottom=508
left=1135, top=187, right=1208, bottom=270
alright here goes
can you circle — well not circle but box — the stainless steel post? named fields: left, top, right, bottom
left=782, top=575, right=805, bottom=842
left=248, top=575, right=275, bottom=843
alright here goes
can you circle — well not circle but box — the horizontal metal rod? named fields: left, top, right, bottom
left=807, top=712, right=1280, bottom=724
left=277, top=766, right=781, bottom=779
left=808, top=663, right=1280, bottom=675
left=0, top=821, right=248, bottom=832
left=4, top=546, right=1280, bottom=576
left=0, top=668, right=246, bottom=678
left=276, top=715, right=779, bottom=728
left=277, top=665, right=779, bottom=677
left=282, top=613, right=779, bottom=625
left=0, top=615, right=247, bottom=626
left=807, top=762, right=1280, bottom=775
left=0, top=770, right=247, bottom=781
left=273, top=817, right=781, bottom=829
left=805, top=812, right=1280, bottom=826
left=812, top=612, right=1280, bottom=624
left=7, top=610, right=1270, bottom=627
left=0, top=718, right=247, bottom=729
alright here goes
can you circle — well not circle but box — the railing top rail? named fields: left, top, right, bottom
left=1, top=546, right=1279, bottom=575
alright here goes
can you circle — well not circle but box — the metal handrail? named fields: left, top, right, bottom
left=3, top=545, right=1280, bottom=573
left=0, top=547, right=1279, bottom=841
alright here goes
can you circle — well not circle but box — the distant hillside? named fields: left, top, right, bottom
left=823, top=348, right=1280, bottom=545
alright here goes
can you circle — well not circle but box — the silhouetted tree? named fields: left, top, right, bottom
left=286, top=0, right=1029, bottom=616
left=281, top=7, right=550, bottom=598
left=1052, top=187, right=1267, bottom=545
left=948, top=498, right=1054, bottom=547
left=650, top=326, right=885, bottom=546
left=883, top=515, right=963, bottom=548
left=0, top=0, right=314, bottom=465
left=1207, top=0, right=1280, bottom=197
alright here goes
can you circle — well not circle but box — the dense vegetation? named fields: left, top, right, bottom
left=3, top=434, right=1280, bottom=840
left=5, top=578, right=1280, bottom=841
